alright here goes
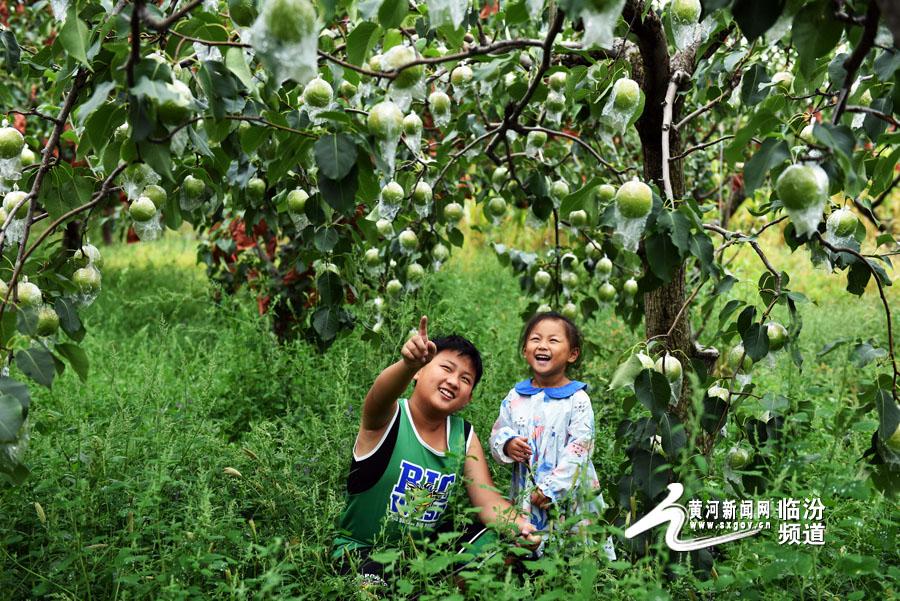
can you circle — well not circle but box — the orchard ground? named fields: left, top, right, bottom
left=0, top=219, right=897, bottom=599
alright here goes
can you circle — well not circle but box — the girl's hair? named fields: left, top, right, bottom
left=520, top=311, right=583, bottom=357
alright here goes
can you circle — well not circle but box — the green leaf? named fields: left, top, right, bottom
left=312, top=306, right=341, bottom=342
left=793, top=0, right=843, bottom=77
left=314, top=134, right=358, bottom=181
left=634, top=370, right=671, bottom=419
left=55, top=343, right=89, bottom=382
left=849, top=341, right=887, bottom=368
left=378, top=0, right=407, bottom=29
left=54, top=297, right=85, bottom=342
left=317, top=272, right=344, bottom=305
left=224, top=47, right=256, bottom=90
left=347, top=22, right=381, bottom=66
left=864, top=97, right=892, bottom=141
left=655, top=210, right=691, bottom=256
left=58, top=10, right=90, bottom=66
left=0, top=30, right=20, bottom=72
left=0, top=377, right=30, bottom=414
left=701, top=394, right=728, bottom=434
left=39, top=162, right=76, bottom=219
left=15, top=346, right=55, bottom=388
left=874, top=384, right=900, bottom=447
left=740, top=64, right=770, bottom=105
left=0, top=394, right=24, bottom=443
left=319, top=165, right=358, bottom=215
left=741, top=322, right=770, bottom=361
left=609, top=355, right=648, bottom=391
left=689, top=232, right=716, bottom=279
left=658, top=412, right=686, bottom=456
left=874, top=49, right=900, bottom=81
left=314, top=227, right=340, bottom=252
left=813, top=123, right=855, bottom=159
left=846, top=259, right=871, bottom=295
left=645, top=232, right=680, bottom=284
left=731, top=0, right=784, bottom=41
left=743, top=138, right=789, bottom=194
left=77, top=81, right=117, bottom=124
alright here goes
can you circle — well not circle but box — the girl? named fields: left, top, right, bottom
left=489, top=311, right=615, bottom=559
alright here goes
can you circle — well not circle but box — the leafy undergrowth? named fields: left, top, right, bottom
left=0, top=233, right=897, bottom=600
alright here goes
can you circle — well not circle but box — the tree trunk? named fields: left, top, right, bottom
left=624, top=1, right=701, bottom=420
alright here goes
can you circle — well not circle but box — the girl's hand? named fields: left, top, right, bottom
left=504, top=436, right=532, bottom=463
left=515, top=518, right=542, bottom=549
left=400, top=315, right=438, bottom=368
left=530, top=488, right=551, bottom=510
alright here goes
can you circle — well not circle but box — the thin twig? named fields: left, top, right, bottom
left=168, top=30, right=250, bottom=48
left=669, top=135, right=734, bottom=162
left=141, top=0, right=204, bottom=31
left=6, top=109, right=61, bottom=124
left=432, top=127, right=501, bottom=190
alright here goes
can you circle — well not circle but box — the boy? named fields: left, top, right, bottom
left=333, top=316, right=538, bottom=585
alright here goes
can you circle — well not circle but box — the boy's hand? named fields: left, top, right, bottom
left=401, top=315, right=438, bottom=368
left=530, top=488, right=551, bottom=510
left=504, top=436, right=532, bottom=463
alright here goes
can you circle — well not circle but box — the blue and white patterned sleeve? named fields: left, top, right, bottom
left=537, top=391, right=595, bottom=502
left=489, top=390, right=519, bottom=465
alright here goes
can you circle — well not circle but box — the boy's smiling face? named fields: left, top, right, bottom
left=523, top=318, right=579, bottom=384
left=412, top=350, right=476, bottom=415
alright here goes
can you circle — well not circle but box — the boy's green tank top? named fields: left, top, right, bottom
left=333, top=398, right=469, bottom=557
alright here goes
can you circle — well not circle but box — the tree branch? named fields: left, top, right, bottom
left=485, top=9, right=565, bottom=156
left=833, top=1, right=881, bottom=124
left=844, top=104, right=899, bottom=127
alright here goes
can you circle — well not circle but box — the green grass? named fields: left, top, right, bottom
left=0, top=231, right=897, bottom=600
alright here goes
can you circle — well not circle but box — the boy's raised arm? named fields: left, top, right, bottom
left=360, top=316, right=437, bottom=431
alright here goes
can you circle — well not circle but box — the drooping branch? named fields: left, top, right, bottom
left=814, top=232, right=898, bottom=399
left=833, top=1, right=881, bottom=123
left=521, top=125, right=628, bottom=179
left=0, top=69, right=90, bottom=320
left=703, top=223, right=782, bottom=317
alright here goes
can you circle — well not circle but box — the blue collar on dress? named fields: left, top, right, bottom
left=514, top=379, right=587, bottom=399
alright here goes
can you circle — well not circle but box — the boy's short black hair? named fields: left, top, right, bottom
left=520, top=311, right=583, bottom=359
left=432, top=334, right=483, bottom=389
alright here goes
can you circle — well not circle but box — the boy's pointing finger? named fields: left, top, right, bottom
left=418, top=315, right=428, bottom=340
